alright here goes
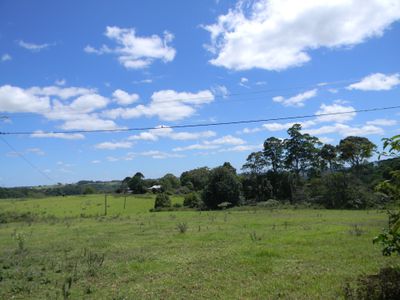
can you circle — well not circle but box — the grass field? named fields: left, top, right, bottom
left=0, top=194, right=399, bottom=299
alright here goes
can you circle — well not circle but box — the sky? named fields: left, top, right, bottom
left=0, top=0, right=400, bottom=187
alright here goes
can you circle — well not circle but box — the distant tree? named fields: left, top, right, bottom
left=202, top=163, right=241, bottom=209
left=284, top=124, right=321, bottom=175
left=180, top=167, right=211, bottom=191
left=320, top=144, right=339, bottom=171
left=154, top=193, right=171, bottom=209
left=242, top=151, right=266, bottom=175
left=160, top=173, right=180, bottom=191
left=128, top=172, right=146, bottom=194
left=83, top=186, right=96, bottom=195
left=338, top=136, right=376, bottom=168
left=263, top=137, right=285, bottom=173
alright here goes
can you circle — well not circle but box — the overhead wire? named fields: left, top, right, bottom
left=0, top=136, right=56, bottom=184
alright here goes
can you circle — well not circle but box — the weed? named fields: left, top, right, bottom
left=62, top=276, right=73, bottom=299
left=12, top=230, right=26, bottom=253
left=349, top=224, right=364, bottom=236
left=249, top=231, right=262, bottom=242
left=83, top=248, right=105, bottom=276
left=176, top=222, right=188, bottom=234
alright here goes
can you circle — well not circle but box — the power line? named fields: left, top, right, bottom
left=0, top=136, right=56, bottom=184
left=1, top=104, right=399, bottom=136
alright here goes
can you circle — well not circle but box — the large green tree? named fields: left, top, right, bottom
left=263, top=137, right=285, bottom=173
left=202, top=163, right=241, bottom=209
left=338, top=136, right=376, bottom=168
left=180, top=167, right=211, bottom=191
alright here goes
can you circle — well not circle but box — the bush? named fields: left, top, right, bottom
left=154, top=193, right=171, bottom=209
left=183, top=193, right=202, bottom=208
left=344, top=267, right=400, bottom=299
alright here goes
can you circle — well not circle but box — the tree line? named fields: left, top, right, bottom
left=121, top=124, right=399, bottom=210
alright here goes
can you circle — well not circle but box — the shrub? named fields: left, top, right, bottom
left=344, top=267, right=400, bottom=299
left=257, top=199, right=280, bottom=208
left=176, top=222, right=188, bottom=233
left=154, top=193, right=171, bottom=209
left=183, top=193, right=202, bottom=208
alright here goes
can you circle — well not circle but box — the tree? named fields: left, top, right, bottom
left=154, top=193, right=171, bottom=209
left=202, top=163, right=241, bottom=209
left=180, top=167, right=211, bottom=191
left=242, top=151, right=266, bottom=175
left=374, top=134, right=400, bottom=256
left=284, top=124, right=321, bottom=175
left=160, top=173, right=180, bottom=191
left=183, top=193, right=202, bottom=208
left=128, top=172, right=146, bottom=194
left=320, top=144, right=339, bottom=171
left=263, top=137, right=285, bottom=173
left=338, top=136, right=376, bottom=168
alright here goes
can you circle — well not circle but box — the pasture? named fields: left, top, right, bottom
left=0, top=194, right=399, bottom=299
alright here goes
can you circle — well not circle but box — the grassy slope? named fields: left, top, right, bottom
left=0, top=195, right=399, bottom=299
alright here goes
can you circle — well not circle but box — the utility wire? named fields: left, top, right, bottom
left=0, top=136, right=56, bottom=183
left=1, top=104, right=399, bottom=136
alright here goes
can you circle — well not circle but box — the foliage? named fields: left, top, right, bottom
left=344, top=267, right=400, bottom=300
left=154, top=193, right=171, bottom=209
left=180, top=167, right=211, bottom=191
left=176, top=222, right=188, bottom=233
left=338, top=136, right=376, bottom=168
left=202, top=163, right=241, bottom=209
left=183, top=193, right=202, bottom=208
left=128, top=172, right=146, bottom=194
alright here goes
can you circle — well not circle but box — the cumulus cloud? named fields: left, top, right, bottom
left=103, top=89, right=214, bottom=121
left=366, top=118, right=397, bottom=126
left=273, top=89, right=317, bottom=107
left=0, top=85, right=50, bottom=113
left=204, top=0, right=400, bottom=70
left=95, top=141, right=133, bottom=150
left=173, top=135, right=246, bottom=152
left=128, top=126, right=216, bottom=141
left=112, top=89, right=139, bottom=105
left=315, top=103, right=356, bottom=123
left=85, top=26, right=176, bottom=69
left=18, top=40, right=53, bottom=51
left=211, top=85, right=229, bottom=98
left=304, top=123, right=384, bottom=136
left=347, top=73, right=400, bottom=91
left=30, top=131, right=85, bottom=140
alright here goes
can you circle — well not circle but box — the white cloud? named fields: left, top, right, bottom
left=273, top=89, right=317, bottom=107
left=85, top=26, right=176, bottom=69
left=174, top=134, right=246, bottom=152
left=18, top=40, right=52, bottom=51
left=218, top=144, right=261, bottom=152
left=366, top=118, right=397, bottom=126
left=95, top=141, right=133, bottom=150
left=239, top=77, right=249, bottom=87
left=103, top=89, right=214, bottom=121
left=304, top=123, right=384, bottom=136
left=1, top=54, right=12, bottom=62
left=173, top=144, right=220, bottom=152
left=211, top=85, right=229, bottom=98
left=112, top=89, right=139, bottom=105
left=204, top=0, right=400, bottom=71
left=316, top=103, right=356, bottom=123
left=0, top=85, right=50, bottom=113
left=347, top=73, right=400, bottom=91
left=128, top=126, right=216, bottom=141
left=262, top=120, right=316, bottom=132
left=30, top=131, right=85, bottom=140
left=60, top=116, right=120, bottom=131
left=27, top=86, right=95, bottom=100
left=91, top=160, right=101, bottom=164
left=204, top=135, right=245, bottom=145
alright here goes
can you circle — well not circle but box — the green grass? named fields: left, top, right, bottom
left=0, top=194, right=399, bottom=299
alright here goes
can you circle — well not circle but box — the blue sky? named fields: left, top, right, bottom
left=0, top=0, right=400, bottom=187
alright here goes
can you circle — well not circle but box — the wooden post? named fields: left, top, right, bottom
left=104, top=193, right=107, bottom=216
left=123, top=195, right=127, bottom=210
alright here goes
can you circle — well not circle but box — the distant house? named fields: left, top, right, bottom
left=147, top=185, right=162, bottom=192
